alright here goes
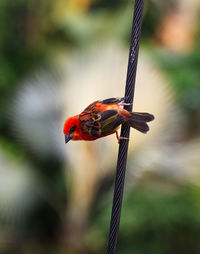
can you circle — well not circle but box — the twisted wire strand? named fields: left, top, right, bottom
left=107, top=0, right=145, bottom=253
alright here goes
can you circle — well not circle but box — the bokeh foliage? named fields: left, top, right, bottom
left=0, top=0, right=200, bottom=253
left=89, top=183, right=200, bottom=254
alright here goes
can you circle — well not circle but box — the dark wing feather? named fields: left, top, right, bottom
left=100, top=97, right=125, bottom=105
left=98, top=110, right=125, bottom=135
left=79, top=109, right=125, bottom=137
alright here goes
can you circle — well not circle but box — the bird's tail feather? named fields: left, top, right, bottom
left=128, top=112, right=154, bottom=133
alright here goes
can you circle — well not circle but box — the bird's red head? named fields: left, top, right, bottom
left=63, top=115, right=80, bottom=143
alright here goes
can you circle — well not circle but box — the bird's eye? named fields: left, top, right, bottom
left=69, top=125, right=76, bottom=133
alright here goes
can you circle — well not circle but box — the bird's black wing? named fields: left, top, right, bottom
left=79, top=109, right=125, bottom=137
left=100, top=97, right=125, bottom=105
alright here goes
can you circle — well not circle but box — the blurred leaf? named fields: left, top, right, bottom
left=89, top=183, right=200, bottom=254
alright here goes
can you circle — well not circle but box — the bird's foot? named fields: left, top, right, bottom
left=119, top=100, right=132, bottom=106
left=116, top=131, right=129, bottom=144
left=118, top=136, right=129, bottom=143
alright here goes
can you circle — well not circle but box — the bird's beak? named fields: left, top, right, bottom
left=65, top=134, right=73, bottom=144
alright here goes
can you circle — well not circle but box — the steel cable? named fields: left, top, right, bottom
left=107, top=1, right=145, bottom=253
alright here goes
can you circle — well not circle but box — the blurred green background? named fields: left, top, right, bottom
left=0, top=0, right=200, bottom=253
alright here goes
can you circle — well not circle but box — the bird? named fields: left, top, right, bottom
left=63, top=97, right=154, bottom=144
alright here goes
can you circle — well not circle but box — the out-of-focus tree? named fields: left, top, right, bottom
left=0, top=0, right=200, bottom=253
left=88, top=181, right=200, bottom=254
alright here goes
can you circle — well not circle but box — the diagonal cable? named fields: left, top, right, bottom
left=107, top=0, right=145, bottom=253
